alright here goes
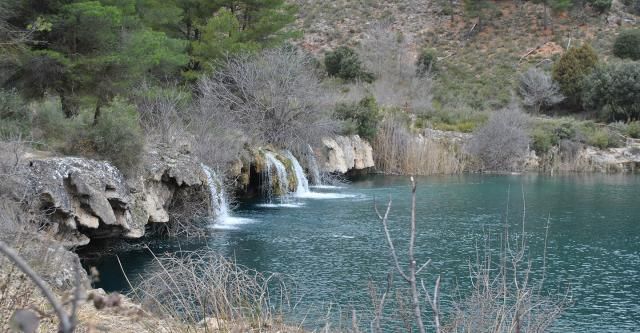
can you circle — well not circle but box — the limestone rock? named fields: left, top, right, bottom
left=22, top=144, right=208, bottom=246
left=319, top=135, right=374, bottom=174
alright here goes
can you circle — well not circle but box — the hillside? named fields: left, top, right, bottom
left=296, top=0, right=639, bottom=111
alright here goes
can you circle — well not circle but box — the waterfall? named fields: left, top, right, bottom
left=306, top=144, right=322, bottom=185
left=264, top=152, right=290, bottom=199
left=201, top=164, right=229, bottom=220
left=285, top=151, right=310, bottom=195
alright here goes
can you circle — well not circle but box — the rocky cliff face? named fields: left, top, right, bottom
left=318, top=135, right=375, bottom=174
left=20, top=145, right=209, bottom=247
left=534, top=140, right=640, bottom=173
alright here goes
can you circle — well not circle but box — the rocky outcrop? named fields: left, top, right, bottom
left=534, top=141, right=640, bottom=173
left=319, top=135, right=375, bottom=173
left=21, top=145, right=209, bottom=246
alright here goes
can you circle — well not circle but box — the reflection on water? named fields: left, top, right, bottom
left=82, top=173, right=640, bottom=332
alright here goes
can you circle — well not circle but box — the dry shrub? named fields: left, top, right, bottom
left=373, top=115, right=467, bottom=175
left=466, top=106, right=531, bottom=172
left=447, top=228, right=569, bottom=333
left=196, top=46, right=339, bottom=155
left=134, top=81, right=191, bottom=146
left=358, top=22, right=433, bottom=114
left=132, top=249, right=298, bottom=332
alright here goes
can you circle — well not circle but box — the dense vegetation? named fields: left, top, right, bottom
left=1, top=0, right=639, bottom=172
left=2, top=1, right=640, bottom=332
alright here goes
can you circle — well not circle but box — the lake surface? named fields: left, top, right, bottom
left=84, top=174, right=640, bottom=332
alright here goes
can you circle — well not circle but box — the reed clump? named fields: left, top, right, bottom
left=132, top=248, right=301, bottom=332
left=373, top=115, right=468, bottom=175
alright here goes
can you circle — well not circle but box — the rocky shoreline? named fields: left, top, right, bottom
left=7, top=131, right=640, bottom=250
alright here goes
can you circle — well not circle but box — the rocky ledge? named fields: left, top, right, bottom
left=19, top=145, right=209, bottom=247
left=318, top=135, right=375, bottom=174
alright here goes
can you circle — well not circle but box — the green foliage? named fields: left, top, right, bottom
left=4, top=0, right=297, bottom=119
left=29, top=97, right=143, bottom=173
left=530, top=120, right=577, bottom=154
left=187, top=0, right=298, bottom=76
left=626, top=121, right=640, bottom=138
left=90, top=98, right=144, bottom=173
left=582, top=62, right=640, bottom=122
left=191, top=8, right=258, bottom=67
left=613, top=29, right=640, bottom=60
left=416, top=48, right=437, bottom=75
left=549, top=0, right=574, bottom=12
left=324, top=46, right=374, bottom=82
left=0, top=89, right=30, bottom=138
left=552, top=44, right=599, bottom=107
left=587, top=0, right=612, bottom=13
left=31, top=98, right=81, bottom=146
left=531, top=118, right=624, bottom=154
left=334, top=96, right=381, bottom=140
left=418, top=105, right=487, bottom=133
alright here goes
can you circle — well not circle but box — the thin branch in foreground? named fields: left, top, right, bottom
left=0, top=240, right=75, bottom=333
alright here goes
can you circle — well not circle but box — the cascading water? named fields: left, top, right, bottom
left=202, top=164, right=255, bottom=229
left=306, top=144, right=322, bottom=186
left=264, top=152, right=290, bottom=200
left=201, top=164, right=229, bottom=220
left=284, top=151, right=310, bottom=195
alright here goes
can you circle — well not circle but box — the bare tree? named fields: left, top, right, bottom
left=357, top=23, right=433, bottom=114
left=196, top=46, right=339, bottom=152
left=466, top=106, right=531, bottom=171
left=374, top=178, right=441, bottom=333
left=133, top=81, right=191, bottom=146
left=519, top=67, right=564, bottom=114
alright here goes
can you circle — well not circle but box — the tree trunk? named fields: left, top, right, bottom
left=93, top=98, right=104, bottom=126
left=59, top=92, right=78, bottom=118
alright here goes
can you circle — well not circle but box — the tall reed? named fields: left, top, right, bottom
left=373, top=115, right=468, bottom=175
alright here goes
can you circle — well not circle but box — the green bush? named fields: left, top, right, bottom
left=552, top=44, right=598, bottom=107
left=32, top=98, right=80, bottom=146
left=584, top=128, right=610, bottom=149
left=587, top=0, right=612, bottom=13
left=530, top=119, right=579, bottom=154
left=416, top=48, right=437, bottom=75
left=334, top=96, right=381, bottom=141
left=0, top=89, right=30, bottom=138
left=90, top=98, right=144, bottom=174
left=613, top=29, right=640, bottom=60
left=626, top=121, right=640, bottom=138
left=531, top=128, right=556, bottom=154
left=324, top=46, right=374, bottom=82
left=577, top=122, right=624, bottom=148
left=582, top=62, right=640, bottom=122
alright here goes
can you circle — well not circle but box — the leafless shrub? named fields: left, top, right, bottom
left=132, top=248, right=298, bottom=332
left=357, top=23, right=433, bottom=114
left=133, top=82, right=191, bottom=146
left=519, top=67, right=564, bottom=114
left=374, top=178, right=439, bottom=333
left=372, top=181, right=569, bottom=333
left=466, top=106, right=531, bottom=171
left=447, top=220, right=569, bottom=333
left=196, top=47, right=339, bottom=153
left=373, top=114, right=467, bottom=175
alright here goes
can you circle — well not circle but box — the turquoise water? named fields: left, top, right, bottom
left=85, top=174, right=640, bottom=331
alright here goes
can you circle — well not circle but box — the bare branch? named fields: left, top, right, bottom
left=0, top=240, right=74, bottom=333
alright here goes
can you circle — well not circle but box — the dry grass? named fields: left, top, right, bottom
left=131, top=248, right=303, bottom=333
left=373, top=115, right=467, bottom=175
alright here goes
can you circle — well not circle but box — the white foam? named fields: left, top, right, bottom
left=295, top=192, right=356, bottom=199
left=210, top=217, right=256, bottom=230
left=310, top=185, right=345, bottom=189
left=256, top=202, right=306, bottom=208
left=333, top=234, right=355, bottom=239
